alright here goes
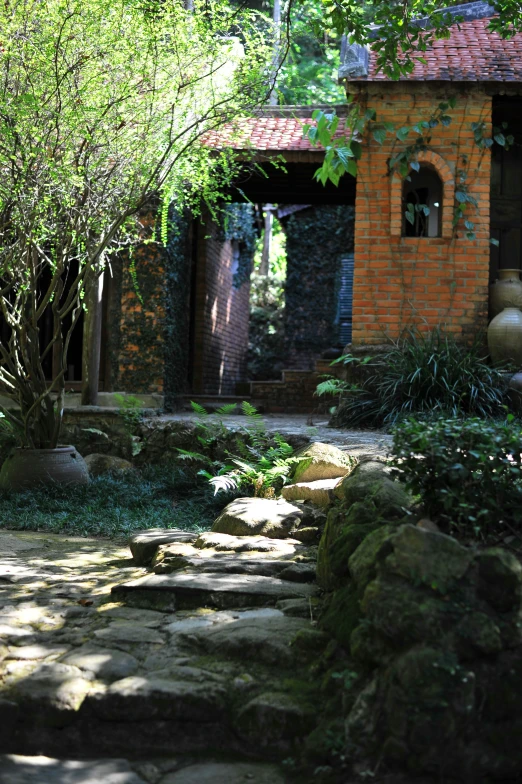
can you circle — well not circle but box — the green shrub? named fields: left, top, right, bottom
left=391, top=416, right=522, bottom=537
left=323, top=328, right=508, bottom=428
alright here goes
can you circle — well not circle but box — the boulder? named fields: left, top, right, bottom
left=282, top=478, right=341, bottom=507
left=336, top=459, right=412, bottom=518
left=292, top=527, right=321, bottom=544
left=235, top=692, right=316, bottom=749
left=382, top=524, right=472, bottom=593
left=129, top=529, right=198, bottom=566
left=348, top=524, right=397, bottom=592
left=476, top=548, right=522, bottom=613
left=8, top=662, right=91, bottom=727
left=211, top=497, right=302, bottom=539
left=84, top=453, right=134, bottom=477
left=293, top=442, right=356, bottom=483
left=316, top=506, right=381, bottom=590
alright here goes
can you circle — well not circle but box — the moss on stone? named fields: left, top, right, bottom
left=320, top=585, right=362, bottom=649
left=348, top=524, right=396, bottom=592
left=339, top=460, right=412, bottom=518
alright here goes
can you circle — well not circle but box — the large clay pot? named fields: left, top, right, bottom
left=489, top=269, right=522, bottom=317
left=0, top=446, right=90, bottom=491
left=487, top=307, right=522, bottom=367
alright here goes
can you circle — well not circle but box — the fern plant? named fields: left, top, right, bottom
left=177, top=400, right=297, bottom=498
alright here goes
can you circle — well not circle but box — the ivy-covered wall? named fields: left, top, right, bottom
left=108, top=203, right=255, bottom=401
left=283, top=204, right=355, bottom=369
left=164, top=209, right=192, bottom=410
left=118, top=239, right=166, bottom=395
left=113, top=206, right=192, bottom=403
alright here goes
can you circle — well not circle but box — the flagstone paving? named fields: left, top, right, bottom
left=0, top=528, right=327, bottom=783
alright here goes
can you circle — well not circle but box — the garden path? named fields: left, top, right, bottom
left=0, top=528, right=323, bottom=783
left=0, top=425, right=395, bottom=784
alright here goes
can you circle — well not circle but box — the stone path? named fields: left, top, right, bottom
left=0, top=528, right=328, bottom=783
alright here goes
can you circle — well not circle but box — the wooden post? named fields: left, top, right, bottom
left=81, top=273, right=104, bottom=406
left=259, top=205, right=273, bottom=276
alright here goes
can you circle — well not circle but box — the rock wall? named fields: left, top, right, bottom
left=317, top=459, right=522, bottom=781
left=55, top=411, right=310, bottom=467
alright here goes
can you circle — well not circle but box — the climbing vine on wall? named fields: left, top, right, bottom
left=163, top=207, right=191, bottom=410
left=220, top=203, right=257, bottom=288
left=305, top=103, right=512, bottom=242
left=284, top=205, right=355, bottom=365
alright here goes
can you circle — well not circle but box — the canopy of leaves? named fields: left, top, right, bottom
left=294, top=0, right=522, bottom=78
left=0, top=0, right=273, bottom=445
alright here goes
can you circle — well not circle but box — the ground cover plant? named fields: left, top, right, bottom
left=0, top=463, right=235, bottom=540
left=317, top=327, right=509, bottom=428
left=391, top=415, right=522, bottom=539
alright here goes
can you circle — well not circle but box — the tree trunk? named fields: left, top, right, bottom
left=81, top=273, right=104, bottom=405
left=259, top=206, right=273, bottom=276
left=269, top=0, right=281, bottom=106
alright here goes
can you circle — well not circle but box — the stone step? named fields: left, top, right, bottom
left=152, top=554, right=317, bottom=583
left=3, top=610, right=320, bottom=758
left=111, top=571, right=318, bottom=612
left=0, top=756, right=287, bottom=784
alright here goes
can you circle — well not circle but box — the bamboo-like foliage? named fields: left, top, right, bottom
left=0, top=0, right=273, bottom=447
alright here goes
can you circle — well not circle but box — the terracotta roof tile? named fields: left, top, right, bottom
left=366, top=16, right=522, bottom=81
left=203, top=116, right=319, bottom=151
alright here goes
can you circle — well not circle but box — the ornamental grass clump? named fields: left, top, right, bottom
left=325, top=327, right=508, bottom=428
left=391, top=416, right=522, bottom=538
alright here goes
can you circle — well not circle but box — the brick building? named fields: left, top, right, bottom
left=339, top=0, right=522, bottom=345
left=79, top=1, right=522, bottom=411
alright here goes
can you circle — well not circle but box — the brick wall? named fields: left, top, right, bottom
left=192, top=217, right=251, bottom=395
left=351, top=83, right=491, bottom=346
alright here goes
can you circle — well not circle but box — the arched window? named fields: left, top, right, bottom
left=402, top=166, right=443, bottom=238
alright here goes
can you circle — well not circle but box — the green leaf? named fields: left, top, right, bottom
left=396, top=127, right=410, bottom=141
left=350, top=140, right=363, bottom=160
left=346, top=159, right=358, bottom=177
left=373, top=128, right=387, bottom=145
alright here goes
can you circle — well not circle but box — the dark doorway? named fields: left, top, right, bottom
left=490, top=96, right=522, bottom=281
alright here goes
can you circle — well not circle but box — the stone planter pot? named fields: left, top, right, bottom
left=487, top=307, right=522, bottom=367
left=0, top=446, right=90, bottom=491
left=489, top=268, right=522, bottom=317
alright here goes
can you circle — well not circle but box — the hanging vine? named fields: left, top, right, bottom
left=219, top=203, right=257, bottom=289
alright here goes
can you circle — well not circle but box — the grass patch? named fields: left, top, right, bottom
left=0, top=464, right=237, bottom=539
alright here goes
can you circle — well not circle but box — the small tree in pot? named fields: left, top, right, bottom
left=0, top=0, right=272, bottom=489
